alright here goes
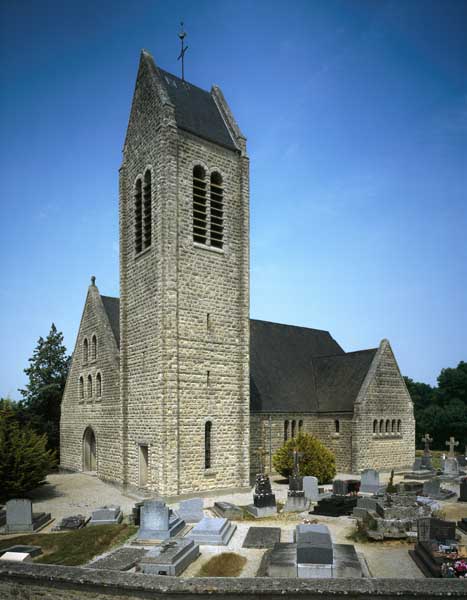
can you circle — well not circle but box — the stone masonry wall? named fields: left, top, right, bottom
left=352, top=340, right=415, bottom=472
left=250, top=412, right=353, bottom=479
left=120, top=52, right=249, bottom=496
left=60, top=283, right=121, bottom=482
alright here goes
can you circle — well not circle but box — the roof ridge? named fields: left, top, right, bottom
left=100, top=295, right=119, bottom=301
left=314, top=348, right=377, bottom=360
left=250, top=318, right=331, bottom=335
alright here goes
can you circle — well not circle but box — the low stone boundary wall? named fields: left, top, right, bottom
left=0, top=562, right=466, bottom=599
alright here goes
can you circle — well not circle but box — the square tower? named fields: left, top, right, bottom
left=120, top=51, right=250, bottom=496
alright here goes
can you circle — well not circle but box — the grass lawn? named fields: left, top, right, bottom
left=0, top=524, right=137, bottom=566
left=415, top=449, right=444, bottom=470
left=196, top=552, right=246, bottom=577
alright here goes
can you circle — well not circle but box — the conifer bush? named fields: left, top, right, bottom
left=0, top=401, right=57, bottom=502
left=272, top=432, right=336, bottom=484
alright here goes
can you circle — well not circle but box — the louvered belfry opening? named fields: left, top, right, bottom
left=143, top=170, right=152, bottom=249
left=134, top=178, right=143, bottom=253
left=193, top=165, right=207, bottom=244
left=210, top=171, right=224, bottom=249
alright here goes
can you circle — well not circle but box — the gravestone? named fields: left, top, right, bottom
left=420, top=433, right=434, bottom=470
left=352, top=496, right=380, bottom=518
left=52, top=515, right=88, bottom=531
left=137, top=500, right=185, bottom=541
left=212, top=502, right=243, bottom=520
left=247, top=473, right=277, bottom=517
left=138, top=539, right=200, bottom=576
left=89, top=505, right=123, bottom=526
left=412, top=457, right=422, bottom=471
left=242, top=527, right=281, bottom=548
left=446, top=436, right=459, bottom=458
left=284, top=451, right=309, bottom=512
left=303, top=476, right=319, bottom=502
left=312, top=495, right=358, bottom=517
left=266, top=543, right=297, bottom=578
left=296, top=524, right=334, bottom=578
left=443, top=457, right=459, bottom=477
left=0, top=545, right=42, bottom=562
left=5, top=499, right=50, bottom=534
left=458, top=477, right=467, bottom=502
left=359, top=469, right=380, bottom=494
left=90, top=547, right=147, bottom=571
left=187, top=517, right=236, bottom=545
left=332, top=480, right=347, bottom=496
left=417, top=517, right=456, bottom=543
left=132, top=501, right=144, bottom=526
left=422, top=478, right=441, bottom=498
left=177, top=498, right=204, bottom=523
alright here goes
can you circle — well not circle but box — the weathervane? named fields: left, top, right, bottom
left=178, top=21, right=188, bottom=81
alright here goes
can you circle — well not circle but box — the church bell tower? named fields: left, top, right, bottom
left=119, top=50, right=250, bottom=496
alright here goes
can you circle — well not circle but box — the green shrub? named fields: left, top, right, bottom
left=0, top=401, right=57, bottom=502
left=272, top=432, right=336, bottom=484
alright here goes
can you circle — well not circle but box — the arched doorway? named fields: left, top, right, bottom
left=83, top=427, right=97, bottom=472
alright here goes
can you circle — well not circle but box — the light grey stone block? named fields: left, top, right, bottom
left=187, top=517, right=236, bottom=545
left=139, top=539, right=200, bottom=575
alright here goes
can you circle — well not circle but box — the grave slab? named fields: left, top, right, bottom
left=295, top=524, right=333, bottom=565
left=89, top=505, right=123, bottom=526
left=52, top=515, right=89, bottom=531
left=245, top=504, right=277, bottom=518
left=212, top=502, right=243, bottom=520
left=0, top=546, right=42, bottom=560
left=266, top=543, right=297, bottom=578
left=138, top=539, right=200, bottom=576
left=332, top=544, right=364, bottom=578
left=89, top=547, right=147, bottom=571
left=187, top=517, right=236, bottom=545
left=242, top=527, right=281, bottom=549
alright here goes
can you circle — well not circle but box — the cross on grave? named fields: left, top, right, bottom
left=422, top=433, right=433, bottom=455
left=255, top=447, right=268, bottom=474
left=292, top=450, right=304, bottom=478
left=445, top=436, right=459, bottom=458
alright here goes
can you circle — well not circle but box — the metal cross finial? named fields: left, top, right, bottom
left=445, top=436, right=459, bottom=458
left=178, top=21, right=188, bottom=81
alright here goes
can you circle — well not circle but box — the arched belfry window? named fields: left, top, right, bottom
left=134, top=178, right=143, bottom=253
left=385, top=419, right=390, bottom=433
left=397, top=419, right=402, bottom=433
left=87, top=374, right=93, bottom=398
left=143, top=170, right=152, bottom=249
left=204, top=421, right=212, bottom=469
left=284, top=420, right=289, bottom=442
left=79, top=376, right=84, bottom=400
left=83, top=338, right=88, bottom=364
left=193, top=166, right=207, bottom=245
left=291, top=420, right=296, bottom=438
left=379, top=419, right=384, bottom=433
left=91, top=335, right=97, bottom=361
left=335, top=419, right=340, bottom=433
left=373, top=420, right=378, bottom=433
left=96, top=373, right=102, bottom=398
left=210, top=171, right=224, bottom=249
left=298, top=420, right=303, bottom=434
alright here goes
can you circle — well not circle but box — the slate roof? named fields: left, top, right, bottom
left=249, top=320, right=377, bottom=414
left=96, top=301, right=376, bottom=413
left=100, top=296, right=120, bottom=349
left=156, top=68, right=238, bottom=152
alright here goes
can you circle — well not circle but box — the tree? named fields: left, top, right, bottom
left=19, top=323, right=70, bottom=454
left=437, top=361, right=467, bottom=406
left=272, top=433, right=336, bottom=484
left=0, top=401, right=57, bottom=502
left=403, top=377, right=435, bottom=412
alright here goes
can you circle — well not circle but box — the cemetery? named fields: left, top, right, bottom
left=1, top=433, right=466, bottom=600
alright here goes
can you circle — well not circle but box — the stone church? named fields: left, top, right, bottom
left=60, top=50, right=415, bottom=497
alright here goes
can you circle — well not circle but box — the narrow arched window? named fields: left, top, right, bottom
left=79, top=376, right=84, bottom=400
left=205, top=421, right=212, bottom=469
left=83, top=338, right=88, bottom=364
left=335, top=419, right=340, bottom=433
left=87, top=374, right=93, bottom=398
left=391, top=419, right=396, bottom=433
left=373, top=420, right=378, bottom=433
left=91, top=335, right=97, bottom=361
left=96, top=373, right=102, bottom=398
left=298, top=420, right=303, bottom=434
left=284, top=420, right=289, bottom=441
left=143, top=169, right=152, bottom=249
left=385, top=419, right=390, bottom=433
left=210, top=171, right=224, bottom=249
left=379, top=419, right=384, bottom=433
left=397, top=419, right=401, bottom=433
left=193, top=166, right=207, bottom=245
left=291, top=420, right=296, bottom=438
left=134, top=177, right=143, bottom=253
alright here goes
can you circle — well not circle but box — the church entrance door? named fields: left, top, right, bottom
left=83, top=427, right=97, bottom=472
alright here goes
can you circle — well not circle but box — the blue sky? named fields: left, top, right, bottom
left=1, top=0, right=466, bottom=397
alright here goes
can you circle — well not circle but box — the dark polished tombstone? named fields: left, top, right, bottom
left=242, top=527, right=281, bottom=549
left=253, top=474, right=276, bottom=508
left=458, top=477, right=467, bottom=502
left=295, top=524, right=333, bottom=565
left=312, top=495, right=358, bottom=517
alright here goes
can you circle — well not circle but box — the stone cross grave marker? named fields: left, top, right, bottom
left=445, top=436, right=459, bottom=458
left=255, top=446, right=268, bottom=475
left=289, top=450, right=304, bottom=492
left=422, top=433, right=433, bottom=455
